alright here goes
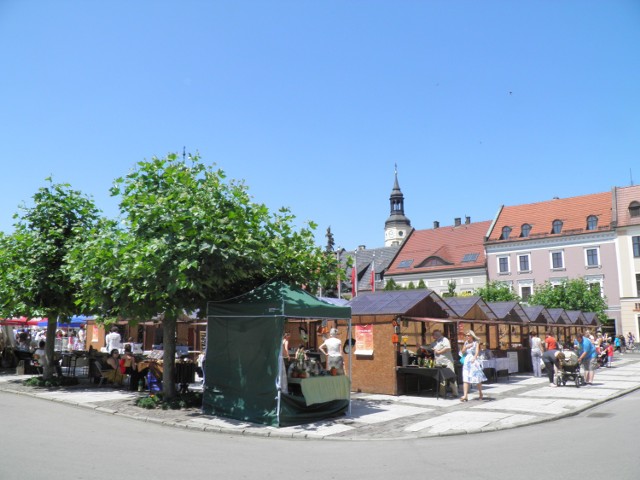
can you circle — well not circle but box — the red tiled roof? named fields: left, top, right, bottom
left=614, top=185, right=640, bottom=227
left=387, top=220, right=491, bottom=275
left=486, top=191, right=612, bottom=242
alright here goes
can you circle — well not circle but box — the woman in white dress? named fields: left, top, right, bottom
left=460, top=331, right=487, bottom=402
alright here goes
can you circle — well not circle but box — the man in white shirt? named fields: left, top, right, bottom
left=105, top=326, right=122, bottom=353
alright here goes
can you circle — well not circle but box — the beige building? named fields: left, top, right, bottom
left=613, top=185, right=640, bottom=340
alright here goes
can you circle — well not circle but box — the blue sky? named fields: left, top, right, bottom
left=1, top=1, right=639, bottom=251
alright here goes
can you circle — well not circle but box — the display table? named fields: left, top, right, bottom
left=396, top=366, right=456, bottom=399
left=287, top=375, right=350, bottom=406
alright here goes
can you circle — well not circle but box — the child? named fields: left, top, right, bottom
left=606, top=342, right=614, bottom=368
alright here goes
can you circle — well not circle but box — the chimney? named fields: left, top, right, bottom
left=454, top=217, right=461, bottom=227
left=465, top=216, right=471, bottom=225
left=433, top=221, right=439, bottom=229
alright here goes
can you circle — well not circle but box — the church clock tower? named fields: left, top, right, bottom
left=384, top=166, right=411, bottom=247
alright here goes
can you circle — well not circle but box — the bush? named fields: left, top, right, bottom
left=23, top=376, right=79, bottom=388
left=135, top=391, right=203, bottom=410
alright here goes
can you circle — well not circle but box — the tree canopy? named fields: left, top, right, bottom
left=67, top=153, right=336, bottom=397
left=474, top=281, right=520, bottom=302
left=528, top=278, right=609, bottom=323
left=0, top=181, right=100, bottom=378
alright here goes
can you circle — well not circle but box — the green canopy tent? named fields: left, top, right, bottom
left=204, top=281, right=352, bottom=427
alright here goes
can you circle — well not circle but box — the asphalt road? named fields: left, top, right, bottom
left=1, top=389, right=637, bottom=480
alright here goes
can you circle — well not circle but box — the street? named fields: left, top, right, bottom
left=1, top=389, right=637, bottom=480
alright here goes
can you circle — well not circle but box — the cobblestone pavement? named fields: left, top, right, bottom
left=2, top=355, right=639, bottom=441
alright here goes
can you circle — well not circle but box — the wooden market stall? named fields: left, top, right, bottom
left=547, top=308, right=572, bottom=347
left=348, top=289, right=457, bottom=396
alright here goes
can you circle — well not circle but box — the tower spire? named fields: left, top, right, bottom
left=384, top=165, right=411, bottom=247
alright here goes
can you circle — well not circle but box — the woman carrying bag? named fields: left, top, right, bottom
left=460, top=331, right=487, bottom=402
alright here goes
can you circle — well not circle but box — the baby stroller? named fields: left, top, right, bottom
left=555, top=350, right=585, bottom=387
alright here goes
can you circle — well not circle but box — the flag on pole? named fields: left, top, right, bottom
left=351, top=252, right=357, bottom=297
left=370, top=255, right=376, bottom=292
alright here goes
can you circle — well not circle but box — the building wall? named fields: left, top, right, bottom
left=615, top=224, right=640, bottom=338
left=386, top=267, right=488, bottom=297
left=347, top=315, right=399, bottom=395
left=486, top=231, right=621, bottom=325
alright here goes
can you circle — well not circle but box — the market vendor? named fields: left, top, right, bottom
left=429, top=329, right=459, bottom=398
left=319, top=328, right=343, bottom=374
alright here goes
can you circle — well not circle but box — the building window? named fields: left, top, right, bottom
left=586, top=215, right=598, bottom=230
left=586, top=247, right=599, bottom=267
left=551, top=251, right=564, bottom=269
left=630, top=201, right=640, bottom=218
left=498, top=256, right=510, bottom=274
left=636, top=274, right=640, bottom=296
left=551, top=219, right=563, bottom=234
left=520, top=224, right=531, bottom=238
left=518, top=254, right=530, bottom=272
left=500, top=226, right=512, bottom=240
left=520, top=286, right=532, bottom=302
left=633, top=236, right=640, bottom=258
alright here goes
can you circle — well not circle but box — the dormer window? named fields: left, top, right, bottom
left=586, top=215, right=598, bottom=230
left=551, top=219, right=563, bottom=234
left=521, top=223, right=531, bottom=238
left=630, top=201, right=640, bottom=218
left=500, top=226, right=512, bottom=240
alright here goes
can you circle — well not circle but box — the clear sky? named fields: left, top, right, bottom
left=1, top=1, right=639, bottom=251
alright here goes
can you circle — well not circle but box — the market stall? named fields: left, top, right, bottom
left=204, top=281, right=352, bottom=427
left=348, top=289, right=457, bottom=396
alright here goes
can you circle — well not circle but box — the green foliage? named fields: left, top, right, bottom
left=0, top=181, right=100, bottom=379
left=528, top=278, right=609, bottom=323
left=447, top=280, right=457, bottom=296
left=67, top=153, right=335, bottom=397
left=135, top=391, right=202, bottom=410
left=407, top=281, right=416, bottom=289
left=474, top=281, right=520, bottom=302
left=416, top=279, right=427, bottom=289
left=384, top=278, right=400, bottom=290
left=23, top=376, right=79, bottom=388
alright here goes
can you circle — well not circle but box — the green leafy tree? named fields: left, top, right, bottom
left=528, top=278, right=608, bottom=323
left=475, top=281, right=519, bottom=302
left=407, top=281, right=416, bottom=289
left=68, top=153, right=334, bottom=398
left=0, top=181, right=100, bottom=379
left=416, top=279, right=427, bottom=289
left=384, top=278, right=400, bottom=290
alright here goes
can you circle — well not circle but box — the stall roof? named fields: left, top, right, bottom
left=486, top=301, right=528, bottom=323
left=522, top=305, right=552, bottom=324
left=206, top=281, right=351, bottom=320
left=582, top=312, right=598, bottom=326
left=547, top=308, right=570, bottom=324
left=443, top=296, right=497, bottom=320
left=565, top=310, right=585, bottom=325
left=351, top=289, right=422, bottom=316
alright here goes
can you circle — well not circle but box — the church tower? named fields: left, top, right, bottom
left=384, top=166, right=411, bottom=247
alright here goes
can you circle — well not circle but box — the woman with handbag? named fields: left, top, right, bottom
left=460, top=331, right=487, bottom=402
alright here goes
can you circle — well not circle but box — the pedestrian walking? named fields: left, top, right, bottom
left=460, top=331, right=487, bottom=402
left=576, top=332, right=597, bottom=385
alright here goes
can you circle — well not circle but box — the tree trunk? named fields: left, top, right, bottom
left=43, top=317, right=57, bottom=380
left=162, top=315, right=177, bottom=399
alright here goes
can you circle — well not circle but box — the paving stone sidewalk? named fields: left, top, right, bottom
left=2, top=355, right=639, bottom=441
